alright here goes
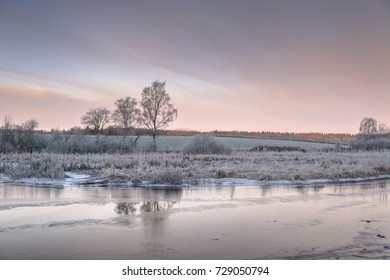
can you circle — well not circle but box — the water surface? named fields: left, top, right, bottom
left=0, top=182, right=389, bottom=259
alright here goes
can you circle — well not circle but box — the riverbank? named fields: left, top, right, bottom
left=1, top=151, right=390, bottom=186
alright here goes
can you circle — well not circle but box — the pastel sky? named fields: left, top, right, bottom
left=1, top=0, right=390, bottom=133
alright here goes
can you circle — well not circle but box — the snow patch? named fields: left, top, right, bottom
left=64, top=172, right=91, bottom=186
left=0, top=172, right=93, bottom=187
left=192, top=175, right=390, bottom=188
left=0, top=174, right=11, bottom=183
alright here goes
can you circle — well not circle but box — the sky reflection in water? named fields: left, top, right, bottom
left=0, top=182, right=389, bottom=259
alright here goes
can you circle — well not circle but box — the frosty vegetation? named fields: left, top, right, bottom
left=351, top=116, right=390, bottom=150
left=352, top=136, right=390, bottom=150
left=182, top=134, right=232, bottom=155
left=2, top=149, right=390, bottom=185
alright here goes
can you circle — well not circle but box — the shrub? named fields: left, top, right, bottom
left=182, top=135, right=232, bottom=155
left=151, top=167, right=183, bottom=185
left=351, top=135, right=390, bottom=150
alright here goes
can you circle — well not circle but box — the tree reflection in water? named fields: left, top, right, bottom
left=115, top=201, right=176, bottom=215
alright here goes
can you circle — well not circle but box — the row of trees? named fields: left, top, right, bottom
left=0, top=80, right=177, bottom=153
left=81, top=80, right=178, bottom=150
left=0, top=115, right=41, bottom=153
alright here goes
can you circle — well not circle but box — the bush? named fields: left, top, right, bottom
left=182, top=135, right=232, bottom=155
left=151, top=167, right=183, bottom=185
left=351, top=135, right=390, bottom=150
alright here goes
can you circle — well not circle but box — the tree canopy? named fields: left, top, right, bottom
left=81, top=107, right=111, bottom=134
left=112, top=96, right=139, bottom=134
left=359, top=117, right=378, bottom=135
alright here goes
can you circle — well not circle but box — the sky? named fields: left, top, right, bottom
left=0, top=0, right=390, bottom=133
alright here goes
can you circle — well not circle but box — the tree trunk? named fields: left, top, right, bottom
left=152, top=130, right=157, bottom=152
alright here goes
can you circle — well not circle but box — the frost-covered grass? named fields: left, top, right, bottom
left=0, top=154, right=65, bottom=179
left=1, top=150, right=390, bottom=184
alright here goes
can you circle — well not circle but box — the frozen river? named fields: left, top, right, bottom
left=0, top=181, right=389, bottom=259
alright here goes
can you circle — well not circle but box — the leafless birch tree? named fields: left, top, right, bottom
left=359, top=117, right=378, bottom=135
left=139, top=81, right=178, bottom=151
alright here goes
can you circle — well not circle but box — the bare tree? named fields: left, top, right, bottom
left=378, top=122, right=389, bottom=134
left=1, top=114, right=15, bottom=152
left=139, top=81, right=178, bottom=150
left=0, top=115, right=39, bottom=153
left=20, top=118, right=39, bottom=153
left=359, top=117, right=378, bottom=134
left=81, top=107, right=111, bottom=134
left=22, top=118, right=39, bottom=131
left=2, top=114, right=14, bottom=130
left=112, top=96, right=139, bottom=135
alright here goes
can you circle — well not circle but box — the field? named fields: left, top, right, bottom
left=98, top=134, right=339, bottom=151
left=137, top=136, right=338, bottom=151
left=1, top=132, right=340, bottom=154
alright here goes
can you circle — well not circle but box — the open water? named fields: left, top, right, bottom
left=0, top=181, right=389, bottom=259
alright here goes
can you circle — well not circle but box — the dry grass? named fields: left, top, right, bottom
left=1, top=150, right=390, bottom=183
